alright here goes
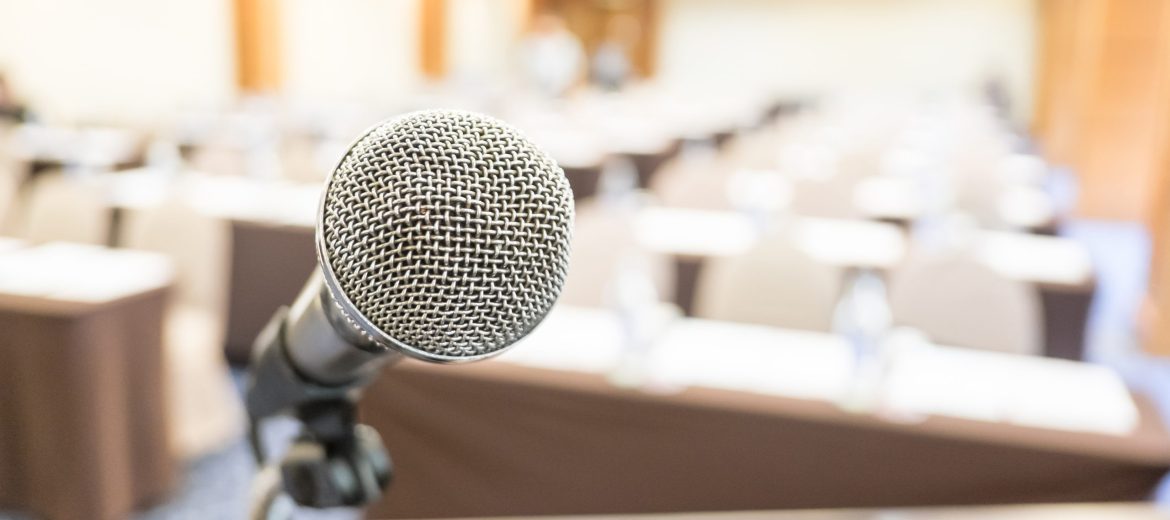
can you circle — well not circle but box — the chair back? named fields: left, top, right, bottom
left=890, top=251, right=1042, bottom=355
left=122, top=196, right=230, bottom=321
left=559, top=202, right=674, bottom=308
left=695, top=230, right=842, bottom=331
left=649, top=157, right=732, bottom=211
left=18, top=174, right=109, bottom=245
left=790, top=175, right=860, bottom=219
left=0, top=158, right=19, bottom=233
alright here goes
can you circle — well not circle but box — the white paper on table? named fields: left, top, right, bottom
left=270, top=183, right=323, bottom=227
left=727, top=169, right=792, bottom=213
left=0, top=243, right=173, bottom=303
left=101, top=169, right=171, bottom=210
left=793, top=217, right=906, bottom=269
left=998, top=185, right=1056, bottom=229
left=883, top=343, right=1138, bottom=435
left=104, top=171, right=322, bottom=228
left=976, top=231, right=1093, bottom=286
left=635, top=208, right=757, bottom=257
left=101, top=170, right=255, bottom=216
left=497, top=305, right=627, bottom=374
left=0, top=237, right=25, bottom=254
left=647, top=319, right=855, bottom=401
left=12, top=125, right=137, bottom=167
left=597, top=118, right=673, bottom=155
left=187, top=176, right=273, bottom=219
left=853, top=176, right=922, bottom=219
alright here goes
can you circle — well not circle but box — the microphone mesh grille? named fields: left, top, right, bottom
left=321, top=110, right=573, bottom=359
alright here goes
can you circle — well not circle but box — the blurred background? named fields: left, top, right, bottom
left=2, top=0, right=1170, bottom=519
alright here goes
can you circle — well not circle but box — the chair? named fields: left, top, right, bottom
left=789, top=175, right=861, bottom=219
left=694, top=229, right=842, bottom=332
left=16, top=173, right=109, bottom=244
left=889, top=251, right=1041, bottom=355
left=559, top=202, right=674, bottom=308
left=122, top=197, right=243, bottom=459
left=280, top=134, right=329, bottom=183
left=834, top=142, right=888, bottom=181
left=0, top=149, right=20, bottom=233
left=648, top=153, right=733, bottom=211
left=729, top=124, right=784, bottom=171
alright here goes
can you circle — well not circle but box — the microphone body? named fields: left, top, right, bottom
left=245, top=273, right=394, bottom=420
left=283, top=273, right=390, bottom=386
left=244, top=109, right=573, bottom=512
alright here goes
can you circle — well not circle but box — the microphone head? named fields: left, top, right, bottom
left=317, top=109, right=574, bottom=363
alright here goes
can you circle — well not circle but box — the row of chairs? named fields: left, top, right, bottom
left=581, top=96, right=1051, bottom=356
left=565, top=206, right=1042, bottom=357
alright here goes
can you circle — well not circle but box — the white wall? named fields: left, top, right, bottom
left=280, top=0, right=422, bottom=107
left=0, top=0, right=1037, bottom=123
left=444, top=0, right=527, bottom=85
left=0, top=0, right=236, bottom=124
left=0, top=0, right=468, bottom=123
left=656, top=0, right=1037, bottom=121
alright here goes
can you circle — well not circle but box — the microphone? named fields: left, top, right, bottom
left=245, top=110, right=574, bottom=512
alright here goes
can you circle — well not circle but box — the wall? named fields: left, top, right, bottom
left=1035, top=0, right=1170, bottom=221
left=0, top=0, right=1037, bottom=123
left=279, top=0, right=422, bottom=108
left=444, top=0, right=527, bottom=85
left=655, top=0, right=1037, bottom=122
left=0, top=0, right=236, bottom=124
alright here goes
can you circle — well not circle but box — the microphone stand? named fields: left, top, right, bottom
left=246, top=306, right=393, bottom=519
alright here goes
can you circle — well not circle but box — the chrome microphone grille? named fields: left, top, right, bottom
left=318, top=110, right=573, bottom=361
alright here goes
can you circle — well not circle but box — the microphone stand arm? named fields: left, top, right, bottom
left=245, top=306, right=393, bottom=518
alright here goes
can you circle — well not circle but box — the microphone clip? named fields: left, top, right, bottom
left=279, top=400, right=393, bottom=508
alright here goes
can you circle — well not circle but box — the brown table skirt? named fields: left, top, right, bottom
left=359, top=360, right=1170, bottom=519
left=0, top=288, right=175, bottom=520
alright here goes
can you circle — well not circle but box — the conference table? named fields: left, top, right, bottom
left=99, top=168, right=321, bottom=225
left=853, top=175, right=1058, bottom=233
left=511, top=110, right=679, bottom=200
left=576, top=107, right=682, bottom=190
left=92, top=170, right=1090, bottom=363
left=7, top=124, right=144, bottom=178
left=507, top=107, right=611, bottom=201
left=0, top=242, right=176, bottom=520
left=93, top=168, right=323, bottom=362
left=358, top=306, right=1170, bottom=519
left=635, top=207, right=1094, bottom=360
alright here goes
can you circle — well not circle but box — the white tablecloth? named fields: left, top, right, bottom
left=101, top=168, right=320, bottom=227
left=500, top=306, right=1137, bottom=436
left=636, top=207, right=1092, bottom=287
left=0, top=242, right=173, bottom=303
